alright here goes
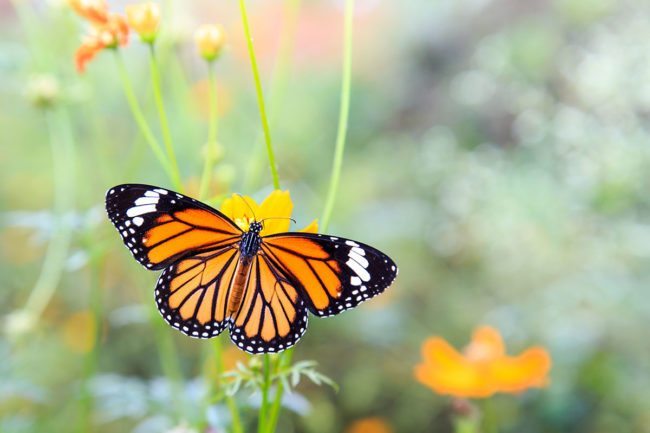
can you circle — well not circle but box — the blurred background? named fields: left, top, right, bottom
left=2, top=0, right=650, bottom=432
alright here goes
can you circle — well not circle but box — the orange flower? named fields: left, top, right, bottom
left=346, top=417, right=394, bottom=433
left=414, top=326, right=551, bottom=398
left=68, top=0, right=129, bottom=72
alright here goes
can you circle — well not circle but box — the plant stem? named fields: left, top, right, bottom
left=258, top=354, right=272, bottom=433
left=244, top=0, right=302, bottom=191
left=265, top=350, right=292, bottom=433
left=239, top=0, right=280, bottom=190
left=114, top=50, right=181, bottom=190
left=148, top=43, right=182, bottom=189
left=22, top=107, right=75, bottom=322
left=320, top=0, right=355, bottom=231
left=199, top=61, right=219, bottom=200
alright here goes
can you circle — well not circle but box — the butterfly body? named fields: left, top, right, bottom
left=106, top=184, right=398, bottom=354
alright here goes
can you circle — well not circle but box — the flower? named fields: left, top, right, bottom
left=68, top=0, right=129, bottom=72
left=194, top=24, right=226, bottom=61
left=219, top=190, right=318, bottom=236
left=414, top=326, right=551, bottom=398
left=125, top=2, right=160, bottom=43
left=26, top=74, right=61, bottom=108
left=346, top=417, right=394, bottom=433
left=67, top=0, right=108, bottom=24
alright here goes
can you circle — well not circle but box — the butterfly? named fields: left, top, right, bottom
left=105, top=184, right=398, bottom=354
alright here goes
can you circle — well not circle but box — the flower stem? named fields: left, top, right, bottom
left=199, top=61, right=219, bottom=200
left=238, top=0, right=280, bottom=190
left=258, top=354, right=272, bottom=433
left=148, top=43, right=182, bottom=189
left=320, top=0, right=355, bottom=232
left=114, top=50, right=181, bottom=191
left=265, top=350, right=292, bottom=433
left=21, top=107, right=75, bottom=323
left=244, top=0, right=302, bottom=191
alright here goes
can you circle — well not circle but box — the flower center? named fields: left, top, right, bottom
left=234, top=216, right=255, bottom=232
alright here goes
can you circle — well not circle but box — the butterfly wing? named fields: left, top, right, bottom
left=260, top=233, right=398, bottom=317
left=106, top=184, right=242, bottom=270
left=156, top=246, right=241, bottom=338
left=228, top=254, right=308, bottom=353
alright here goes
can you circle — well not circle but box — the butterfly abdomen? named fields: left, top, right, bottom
left=228, top=224, right=262, bottom=316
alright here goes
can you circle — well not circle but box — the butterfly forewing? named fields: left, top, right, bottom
left=106, top=184, right=242, bottom=270
left=261, top=233, right=398, bottom=317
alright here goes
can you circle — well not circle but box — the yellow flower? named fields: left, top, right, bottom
left=194, top=24, right=226, bottom=61
left=414, top=326, right=551, bottom=398
left=126, top=2, right=160, bottom=43
left=219, top=190, right=318, bottom=236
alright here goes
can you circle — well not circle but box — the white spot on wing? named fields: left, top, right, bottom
left=133, top=217, right=144, bottom=226
left=127, top=204, right=156, bottom=217
left=135, top=197, right=159, bottom=206
left=349, top=251, right=369, bottom=268
left=346, top=258, right=370, bottom=282
left=350, top=276, right=362, bottom=286
left=154, top=189, right=168, bottom=194
left=345, top=240, right=359, bottom=247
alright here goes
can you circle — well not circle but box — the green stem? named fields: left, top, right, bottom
left=113, top=51, right=181, bottom=190
left=78, top=251, right=104, bottom=433
left=148, top=43, right=182, bottom=189
left=21, top=107, right=75, bottom=323
left=239, top=0, right=280, bottom=190
left=199, top=61, right=219, bottom=200
left=480, top=399, right=498, bottom=433
left=244, top=0, right=302, bottom=191
left=258, top=354, right=272, bottom=433
left=320, top=0, right=355, bottom=231
left=265, top=350, right=292, bottom=433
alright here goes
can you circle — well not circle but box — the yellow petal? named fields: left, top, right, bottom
left=464, top=325, right=505, bottom=362
left=414, top=337, right=495, bottom=398
left=299, top=219, right=319, bottom=234
left=259, top=190, right=293, bottom=236
left=220, top=194, right=260, bottom=231
left=489, top=347, right=552, bottom=393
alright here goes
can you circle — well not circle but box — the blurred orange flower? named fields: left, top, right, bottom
left=346, top=417, right=394, bottom=433
left=414, top=326, right=551, bottom=398
left=67, top=0, right=129, bottom=72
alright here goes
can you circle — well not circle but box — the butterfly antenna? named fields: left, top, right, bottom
left=259, top=217, right=297, bottom=228
left=234, top=193, right=257, bottom=221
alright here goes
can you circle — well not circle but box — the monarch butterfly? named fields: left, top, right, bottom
left=106, top=184, right=398, bottom=354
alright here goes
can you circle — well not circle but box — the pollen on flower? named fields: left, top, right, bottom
left=234, top=216, right=255, bottom=232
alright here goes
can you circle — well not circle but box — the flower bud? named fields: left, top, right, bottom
left=126, top=2, right=160, bottom=43
left=194, top=24, right=225, bottom=61
left=26, top=74, right=61, bottom=108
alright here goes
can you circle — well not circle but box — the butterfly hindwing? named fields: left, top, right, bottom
left=261, top=233, right=398, bottom=317
left=106, top=184, right=242, bottom=270
left=229, top=255, right=309, bottom=353
left=155, top=246, right=240, bottom=338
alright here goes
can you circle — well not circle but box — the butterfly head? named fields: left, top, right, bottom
left=248, top=221, right=263, bottom=234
